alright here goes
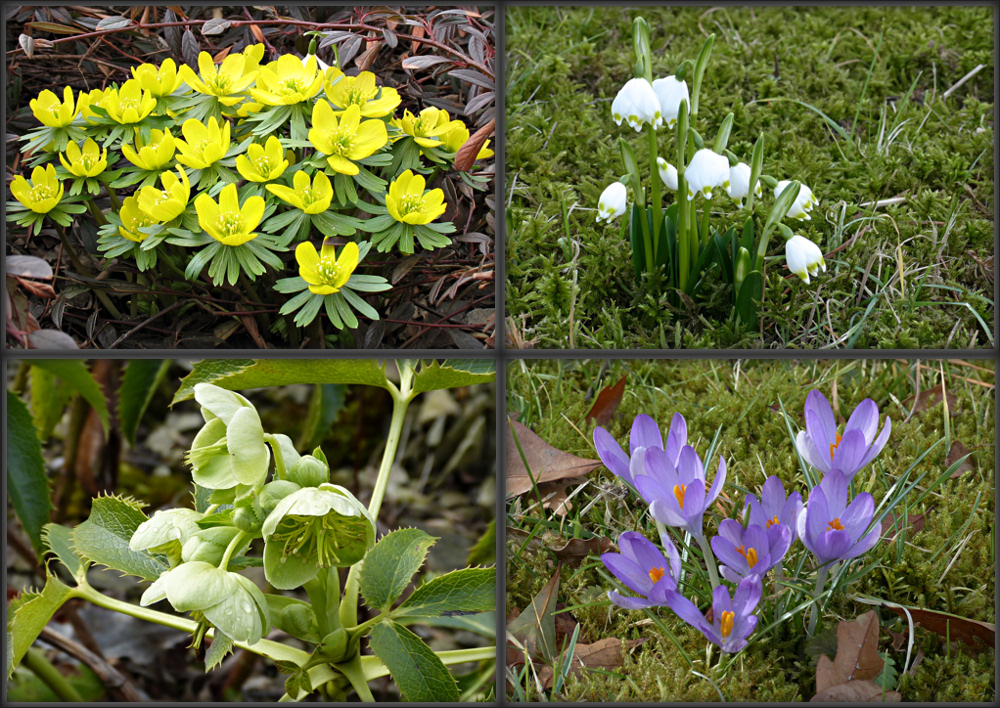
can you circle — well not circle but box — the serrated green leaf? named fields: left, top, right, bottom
left=29, top=367, right=73, bottom=441
left=368, top=620, right=460, bottom=702
left=392, top=567, right=495, bottom=620
left=41, top=523, right=88, bottom=584
left=205, top=629, right=234, bottom=672
left=72, top=495, right=167, bottom=581
left=7, top=575, right=74, bottom=677
left=6, top=390, right=53, bottom=554
left=27, top=360, right=109, bottom=435
left=406, top=610, right=496, bottom=638
left=410, top=360, right=496, bottom=396
left=172, top=360, right=392, bottom=405
left=359, top=528, right=436, bottom=612
left=120, top=360, right=170, bottom=447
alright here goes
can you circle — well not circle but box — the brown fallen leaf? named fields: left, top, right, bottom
left=811, top=679, right=901, bottom=702
left=584, top=375, right=627, bottom=427
left=946, top=441, right=975, bottom=478
left=537, top=637, right=647, bottom=689
left=902, top=384, right=957, bottom=416
left=879, top=509, right=929, bottom=544
left=507, top=566, right=561, bottom=663
left=507, top=527, right=617, bottom=567
left=884, top=605, right=994, bottom=653
left=815, top=612, right=897, bottom=702
left=506, top=418, right=601, bottom=513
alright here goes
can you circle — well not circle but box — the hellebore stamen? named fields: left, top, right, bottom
left=720, top=611, right=735, bottom=639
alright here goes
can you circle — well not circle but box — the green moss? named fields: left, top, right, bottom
left=506, top=6, right=994, bottom=348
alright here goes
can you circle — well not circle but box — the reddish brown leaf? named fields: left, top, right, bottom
left=902, top=384, right=957, bottom=414
left=816, top=654, right=848, bottom=693
left=884, top=606, right=994, bottom=653
left=538, top=637, right=647, bottom=689
left=946, top=441, right=975, bottom=478
left=811, top=680, right=901, bottom=702
left=584, top=375, right=627, bottom=427
left=454, top=117, right=495, bottom=172
left=506, top=418, right=601, bottom=499
left=248, top=23, right=264, bottom=44
left=833, top=611, right=884, bottom=683
left=507, top=566, right=561, bottom=663
left=879, top=510, right=929, bottom=544
left=507, top=527, right=616, bottom=567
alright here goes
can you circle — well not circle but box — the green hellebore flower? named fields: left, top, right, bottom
left=261, top=483, right=376, bottom=590
left=140, top=561, right=270, bottom=644
left=181, top=526, right=247, bottom=565
left=186, top=384, right=270, bottom=491
left=287, top=454, right=330, bottom=487
left=129, top=508, right=203, bottom=565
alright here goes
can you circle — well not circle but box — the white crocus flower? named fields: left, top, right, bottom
left=775, top=180, right=818, bottom=220
left=656, top=157, right=678, bottom=191
left=611, top=78, right=663, bottom=132
left=597, top=182, right=628, bottom=223
left=785, top=235, right=826, bottom=284
left=651, top=76, right=689, bottom=129
left=684, top=149, right=731, bottom=200
left=727, top=162, right=761, bottom=208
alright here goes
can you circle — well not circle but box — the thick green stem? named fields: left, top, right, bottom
left=688, top=197, right=699, bottom=276
left=304, top=567, right=342, bottom=638
left=218, top=530, right=247, bottom=570
left=694, top=533, right=720, bottom=590
left=700, top=199, right=710, bottom=246
left=338, top=653, right=376, bottom=702
left=23, top=647, right=85, bottom=701
left=647, top=127, right=662, bottom=267
left=807, top=564, right=831, bottom=636
left=340, top=362, right=414, bottom=628
left=105, top=186, right=121, bottom=211
left=85, top=197, right=108, bottom=227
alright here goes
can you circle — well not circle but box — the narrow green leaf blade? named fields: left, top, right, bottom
left=120, top=360, right=170, bottom=447
left=392, top=567, right=496, bottom=620
left=172, top=360, right=392, bottom=404
left=368, top=620, right=460, bottom=702
left=7, top=575, right=74, bottom=677
left=359, top=528, right=436, bottom=612
left=72, top=495, right=167, bottom=581
left=28, top=360, right=109, bottom=435
left=6, top=390, right=53, bottom=553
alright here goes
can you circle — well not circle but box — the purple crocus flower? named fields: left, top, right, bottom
left=601, top=531, right=681, bottom=609
left=711, top=520, right=792, bottom=583
left=797, top=469, right=880, bottom=565
left=665, top=575, right=762, bottom=653
left=593, top=413, right=687, bottom=487
left=795, top=390, right=891, bottom=481
left=634, top=444, right=726, bottom=540
left=745, top=475, right=804, bottom=541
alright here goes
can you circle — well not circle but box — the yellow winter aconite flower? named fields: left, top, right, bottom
left=250, top=54, right=325, bottom=106
left=308, top=102, right=387, bottom=175
left=118, top=196, right=157, bottom=242
left=295, top=240, right=359, bottom=295
left=235, top=136, right=289, bottom=182
left=121, top=128, right=176, bottom=171
left=266, top=170, right=333, bottom=214
left=131, top=58, right=185, bottom=97
left=10, top=164, right=64, bottom=214
left=30, top=86, right=79, bottom=128
left=76, top=88, right=106, bottom=123
left=195, top=183, right=265, bottom=246
left=323, top=69, right=401, bottom=118
left=180, top=52, right=258, bottom=106
left=174, top=116, right=231, bottom=169
left=386, top=170, right=447, bottom=225
left=100, top=79, right=157, bottom=125
left=391, top=106, right=460, bottom=148
left=240, top=43, right=267, bottom=75
left=439, top=123, right=494, bottom=160
left=137, top=166, right=190, bottom=223
left=59, top=138, right=108, bottom=178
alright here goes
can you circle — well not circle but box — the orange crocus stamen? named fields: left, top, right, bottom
left=720, top=610, right=735, bottom=639
left=673, top=483, right=687, bottom=509
left=827, top=518, right=844, bottom=531
left=648, top=566, right=665, bottom=583
left=766, top=515, right=780, bottom=529
left=735, top=545, right=759, bottom=568
left=829, top=431, right=843, bottom=460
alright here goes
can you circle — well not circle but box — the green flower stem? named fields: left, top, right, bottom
left=340, top=361, right=415, bottom=628
left=694, top=533, right=720, bottom=589
left=85, top=197, right=108, bottom=227
left=105, top=186, right=121, bottom=212
left=688, top=197, right=700, bottom=276
left=337, top=653, right=376, bottom=702
left=356, top=646, right=496, bottom=683
left=807, top=563, right=831, bottom=636
left=647, top=127, right=662, bottom=266
left=218, top=529, right=247, bottom=570
left=700, top=200, right=710, bottom=246
left=304, top=566, right=342, bottom=638
left=55, top=224, right=123, bottom=320
left=23, top=647, right=85, bottom=702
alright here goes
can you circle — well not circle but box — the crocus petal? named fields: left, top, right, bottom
left=594, top=427, right=632, bottom=484
left=630, top=414, right=664, bottom=454
left=712, top=584, right=734, bottom=617
left=601, top=552, right=652, bottom=596
left=804, top=390, right=837, bottom=448
left=844, top=399, right=879, bottom=442
left=839, top=492, right=875, bottom=539
left=797, top=430, right=832, bottom=474
left=857, top=417, right=891, bottom=469
left=731, top=575, right=763, bottom=617
left=845, top=525, right=881, bottom=560
left=761, top=476, right=787, bottom=513
left=766, top=522, right=793, bottom=564
left=665, top=589, right=708, bottom=631
left=816, top=529, right=851, bottom=563
left=711, top=535, right=748, bottom=572
left=706, top=456, right=726, bottom=505
left=618, top=531, right=668, bottom=577
left=649, top=498, right=686, bottom=528
left=717, top=518, right=745, bottom=545
left=819, top=469, right=849, bottom=516
left=829, top=427, right=867, bottom=480
left=664, top=413, right=687, bottom=463
left=675, top=445, right=704, bottom=487
left=805, top=486, right=830, bottom=549
left=607, top=589, right=657, bottom=610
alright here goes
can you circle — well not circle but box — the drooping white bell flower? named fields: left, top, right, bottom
left=656, top=157, right=678, bottom=191
left=301, top=53, right=331, bottom=73
left=651, top=76, right=689, bottom=129
left=611, top=78, right=663, bottom=132
left=727, top=162, right=761, bottom=208
left=774, top=180, right=818, bottom=220
left=597, top=182, right=628, bottom=223
left=785, top=235, right=826, bottom=284
left=684, top=149, right=731, bottom=200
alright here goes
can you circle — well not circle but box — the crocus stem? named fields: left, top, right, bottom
left=23, top=647, right=84, bottom=702
left=647, top=127, right=662, bottom=267
left=694, top=533, right=720, bottom=589
left=340, top=362, right=415, bottom=628
left=807, top=564, right=831, bottom=636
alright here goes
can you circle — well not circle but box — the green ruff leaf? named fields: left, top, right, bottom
left=72, top=495, right=167, bottom=581
left=359, top=528, right=436, bottom=612
left=368, top=620, right=460, bottom=702
left=7, top=575, right=74, bottom=677
left=41, top=523, right=88, bottom=584
left=392, top=567, right=496, bottom=621
left=410, top=360, right=496, bottom=396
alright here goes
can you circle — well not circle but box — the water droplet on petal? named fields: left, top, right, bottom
left=241, top=601, right=252, bottom=613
